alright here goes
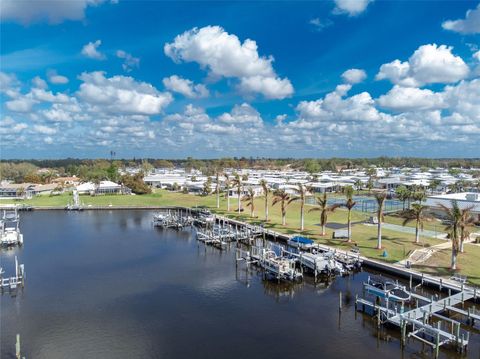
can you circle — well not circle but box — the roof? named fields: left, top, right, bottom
left=289, top=236, right=314, bottom=244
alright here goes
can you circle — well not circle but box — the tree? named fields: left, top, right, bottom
left=259, top=179, right=270, bottom=222
left=242, top=187, right=256, bottom=217
left=459, top=206, right=475, bottom=253
left=374, top=192, right=387, bottom=249
left=202, top=177, right=212, bottom=196
left=395, top=185, right=410, bottom=211
left=343, top=186, right=356, bottom=242
left=107, top=163, right=119, bottom=182
left=439, top=200, right=463, bottom=270
left=289, top=183, right=309, bottom=230
left=24, top=172, right=42, bottom=184
left=224, top=174, right=231, bottom=211
left=231, top=173, right=243, bottom=213
left=354, top=179, right=362, bottom=194
left=272, top=189, right=291, bottom=225
left=367, top=178, right=374, bottom=195
left=215, top=172, right=221, bottom=209
left=428, top=179, right=441, bottom=194
left=308, top=193, right=341, bottom=236
left=401, top=203, right=431, bottom=244
left=121, top=173, right=151, bottom=194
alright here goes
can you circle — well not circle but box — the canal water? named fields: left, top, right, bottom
left=1, top=210, right=478, bottom=358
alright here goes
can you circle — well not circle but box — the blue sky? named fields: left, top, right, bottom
left=1, top=0, right=479, bottom=159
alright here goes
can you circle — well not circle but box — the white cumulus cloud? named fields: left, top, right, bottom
left=333, top=0, right=373, bottom=16
left=162, top=75, right=209, bottom=98
left=376, top=44, right=469, bottom=87
left=164, top=25, right=293, bottom=99
left=0, top=0, right=114, bottom=25
left=377, top=86, right=445, bottom=112
left=77, top=71, right=173, bottom=115
left=82, top=40, right=106, bottom=60
left=442, top=4, right=480, bottom=34
left=48, top=70, right=69, bottom=84
left=341, top=68, right=367, bottom=84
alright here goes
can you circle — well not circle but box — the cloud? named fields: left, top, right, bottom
left=341, top=68, right=367, bottom=84
left=333, top=0, right=373, bottom=16
left=47, top=70, right=69, bottom=84
left=116, top=50, right=140, bottom=72
left=82, top=40, right=106, bottom=60
left=473, top=50, right=480, bottom=61
left=218, top=103, right=263, bottom=126
left=0, top=0, right=113, bottom=25
left=377, top=86, right=445, bottom=112
left=442, top=4, right=480, bottom=34
left=162, top=75, right=209, bottom=98
left=32, top=76, right=48, bottom=89
left=376, top=44, right=469, bottom=87
left=309, top=18, right=333, bottom=32
left=33, top=124, right=57, bottom=135
left=164, top=25, right=293, bottom=99
left=5, top=97, right=37, bottom=112
left=237, top=75, right=293, bottom=99
left=77, top=71, right=173, bottom=115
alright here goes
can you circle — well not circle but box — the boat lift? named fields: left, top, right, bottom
left=0, top=256, right=25, bottom=293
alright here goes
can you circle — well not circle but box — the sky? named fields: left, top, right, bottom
left=0, top=0, right=479, bottom=159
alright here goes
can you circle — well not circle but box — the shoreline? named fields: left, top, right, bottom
left=16, top=204, right=476, bottom=293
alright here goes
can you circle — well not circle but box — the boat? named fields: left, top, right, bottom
left=0, top=210, right=23, bottom=247
left=288, top=236, right=315, bottom=250
left=261, top=250, right=302, bottom=281
left=364, top=276, right=411, bottom=302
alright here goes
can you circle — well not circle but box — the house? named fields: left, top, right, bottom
left=425, top=192, right=480, bottom=220
left=76, top=181, right=130, bottom=195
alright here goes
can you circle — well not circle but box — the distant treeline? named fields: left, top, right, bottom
left=1, top=157, right=480, bottom=183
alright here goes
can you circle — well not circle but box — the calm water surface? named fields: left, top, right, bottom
left=1, top=210, right=478, bottom=358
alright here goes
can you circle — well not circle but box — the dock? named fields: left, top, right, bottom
left=0, top=256, right=25, bottom=293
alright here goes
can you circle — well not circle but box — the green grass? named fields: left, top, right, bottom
left=413, top=244, right=480, bottom=286
left=4, top=189, right=478, bottom=282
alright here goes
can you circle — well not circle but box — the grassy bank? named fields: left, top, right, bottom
left=3, top=190, right=477, bottom=284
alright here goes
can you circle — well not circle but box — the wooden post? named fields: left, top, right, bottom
left=339, top=291, right=342, bottom=312
left=16, top=334, right=21, bottom=359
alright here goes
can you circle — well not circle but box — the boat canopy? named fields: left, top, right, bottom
left=290, top=236, right=314, bottom=245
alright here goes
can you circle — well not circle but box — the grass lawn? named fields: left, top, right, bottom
left=384, top=213, right=448, bottom=234
left=413, top=244, right=480, bottom=286
left=5, top=189, right=479, bottom=283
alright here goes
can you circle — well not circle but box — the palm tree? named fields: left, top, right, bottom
left=374, top=192, right=387, bottom=249
left=439, top=200, right=462, bottom=270
left=401, top=203, right=431, bottom=244
left=343, top=186, right=356, bottom=242
left=224, top=174, right=231, bottom=211
left=354, top=179, right=362, bottom=194
left=272, top=189, right=291, bottom=225
left=289, top=183, right=310, bottom=230
left=231, top=173, right=243, bottom=213
left=215, top=172, right=221, bottom=209
left=259, top=179, right=270, bottom=222
left=308, top=193, right=341, bottom=236
left=459, top=205, right=475, bottom=253
left=242, top=187, right=256, bottom=217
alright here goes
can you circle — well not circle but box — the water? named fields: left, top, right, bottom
left=1, top=210, right=478, bottom=358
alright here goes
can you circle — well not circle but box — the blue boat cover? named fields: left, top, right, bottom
left=290, top=236, right=314, bottom=245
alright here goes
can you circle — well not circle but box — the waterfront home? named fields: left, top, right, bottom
left=76, top=181, right=130, bottom=195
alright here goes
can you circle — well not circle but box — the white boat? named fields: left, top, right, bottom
left=261, top=250, right=302, bottom=281
left=0, top=209, right=23, bottom=247
left=299, top=251, right=344, bottom=275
